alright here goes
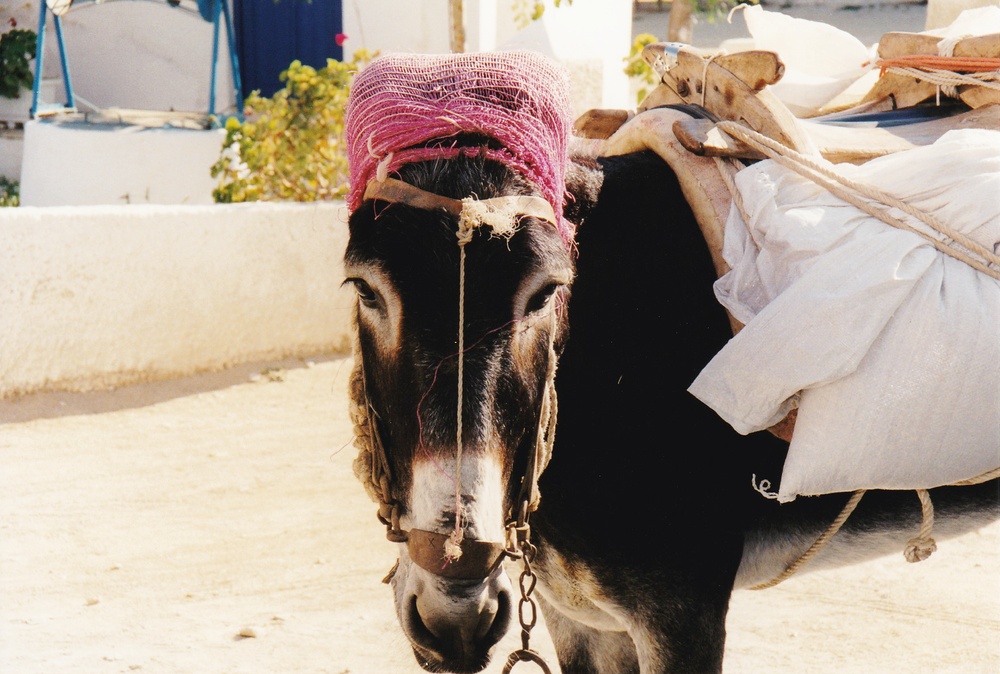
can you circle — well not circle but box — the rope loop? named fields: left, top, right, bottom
left=751, top=473, right=780, bottom=500
left=750, top=490, right=866, bottom=590
left=904, top=489, right=938, bottom=562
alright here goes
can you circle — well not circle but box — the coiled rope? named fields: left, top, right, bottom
left=873, top=33, right=1000, bottom=105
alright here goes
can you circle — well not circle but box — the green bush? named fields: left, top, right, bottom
left=0, top=29, right=36, bottom=99
left=512, top=0, right=571, bottom=28
left=624, top=32, right=661, bottom=105
left=211, top=50, right=374, bottom=203
left=0, top=177, right=19, bottom=207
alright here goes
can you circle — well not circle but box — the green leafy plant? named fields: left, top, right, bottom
left=692, top=0, right=754, bottom=24
left=0, top=28, right=36, bottom=99
left=624, top=32, right=661, bottom=105
left=625, top=0, right=759, bottom=104
left=211, top=50, right=375, bottom=203
left=0, top=176, right=19, bottom=207
left=512, top=0, right=571, bottom=29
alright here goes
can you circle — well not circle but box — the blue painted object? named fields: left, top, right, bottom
left=30, top=1, right=75, bottom=118
left=30, top=0, right=243, bottom=125
left=232, top=0, right=343, bottom=101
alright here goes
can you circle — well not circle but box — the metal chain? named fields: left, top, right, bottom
left=502, top=505, right=552, bottom=674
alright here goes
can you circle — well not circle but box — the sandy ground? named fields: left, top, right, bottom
left=2, top=355, right=998, bottom=674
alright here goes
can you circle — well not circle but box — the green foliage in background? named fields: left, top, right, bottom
left=0, top=28, right=36, bottom=99
left=512, top=0, right=571, bottom=29
left=211, top=50, right=375, bottom=203
left=624, top=32, right=661, bottom=105
left=623, top=0, right=759, bottom=104
left=692, top=0, right=756, bottom=24
left=0, top=177, right=19, bottom=207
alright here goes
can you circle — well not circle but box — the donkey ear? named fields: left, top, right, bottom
left=562, top=159, right=603, bottom=228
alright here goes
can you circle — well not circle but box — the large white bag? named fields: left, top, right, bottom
left=689, top=129, right=1000, bottom=502
left=739, top=5, right=874, bottom=117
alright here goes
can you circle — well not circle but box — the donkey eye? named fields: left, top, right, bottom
left=525, top=282, right=562, bottom=315
left=344, top=277, right=380, bottom=308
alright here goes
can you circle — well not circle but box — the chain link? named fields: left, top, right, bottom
left=501, top=518, right=551, bottom=674
left=517, top=539, right=539, bottom=648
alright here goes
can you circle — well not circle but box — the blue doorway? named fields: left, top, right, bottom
left=233, top=0, right=343, bottom=102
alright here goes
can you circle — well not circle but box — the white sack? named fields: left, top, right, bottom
left=738, top=5, right=875, bottom=117
left=689, top=129, right=1000, bottom=502
left=924, top=6, right=1000, bottom=39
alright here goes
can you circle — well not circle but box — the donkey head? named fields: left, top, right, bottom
left=343, top=49, right=577, bottom=672
left=346, top=153, right=574, bottom=671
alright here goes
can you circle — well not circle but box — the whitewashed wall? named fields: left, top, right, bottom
left=0, top=202, right=353, bottom=398
left=18, top=119, right=226, bottom=207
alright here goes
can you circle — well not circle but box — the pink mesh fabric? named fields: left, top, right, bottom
left=345, top=50, right=574, bottom=245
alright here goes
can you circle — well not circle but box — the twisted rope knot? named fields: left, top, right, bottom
left=459, top=198, right=522, bottom=241
left=904, top=536, right=938, bottom=563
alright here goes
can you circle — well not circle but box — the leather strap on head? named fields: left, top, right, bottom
left=363, top=177, right=558, bottom=229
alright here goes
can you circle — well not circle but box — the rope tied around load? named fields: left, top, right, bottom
left=872, top=34, right=1000, bottom=105
left=715, top=120, right=1000, bottom=281
left=712, top=119, right=1000, bottom=588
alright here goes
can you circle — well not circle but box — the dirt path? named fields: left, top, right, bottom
left=2, top=356, right=997, bottom=673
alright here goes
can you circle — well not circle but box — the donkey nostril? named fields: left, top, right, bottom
left=407, top=595, right=438, bottom=645
left=478, top=588, right=511, bottom=643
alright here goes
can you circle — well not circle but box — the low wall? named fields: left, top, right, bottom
left=19, top=118, right=226, bottom=207
left=0, top=202, right=354, bottom=399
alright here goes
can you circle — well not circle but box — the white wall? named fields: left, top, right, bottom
left=498, top=0, right=633, bottom=116
left=343, top=0, right=452, bottom=55
left=19, top=118, right=226, bottom=206
left=0, top=130, right=23, bottom=184
left=0, top=202, right=353, bottom=398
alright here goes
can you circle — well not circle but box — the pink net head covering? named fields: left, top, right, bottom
left=345, top=50, right=574, bottom=245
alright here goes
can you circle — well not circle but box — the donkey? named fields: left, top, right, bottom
left=343, top=53, right=999, bottom=674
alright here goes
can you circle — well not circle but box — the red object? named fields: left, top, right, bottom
left=335, top=33, right=348, bottom=47
left=345, top=51, right=574, bottom=247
